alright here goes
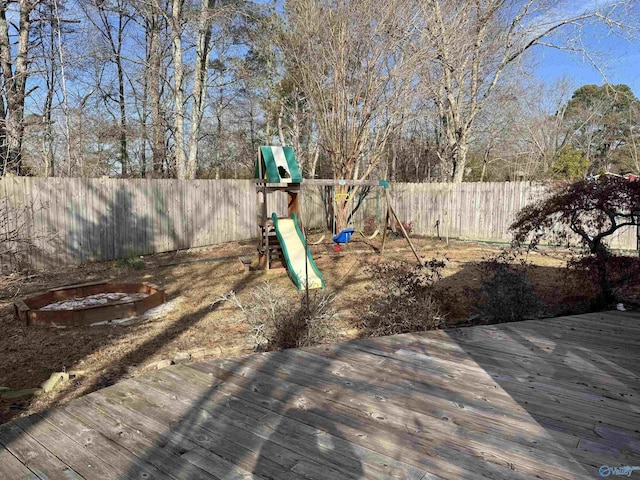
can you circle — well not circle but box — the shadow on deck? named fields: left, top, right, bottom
left=0, top=312, right=638, bottom=479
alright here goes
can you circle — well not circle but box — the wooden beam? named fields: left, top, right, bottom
left=380, top=204, right=389, bottom=258
left=385, top=189, right=423, bottom=267
left=301, top=179, right=388, bottom=187
left=253, top=181, right=302, bottom=193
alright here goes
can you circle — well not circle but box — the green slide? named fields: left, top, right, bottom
left=271, top=212, right=324, bottom=290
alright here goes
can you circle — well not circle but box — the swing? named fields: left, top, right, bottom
left=333, top=228, right=355, bottom=244
left=332, top=190, right=355, bottom=250
left=358, top=228, right=379, bottom=240
left=340, top=186, right=381, bottom=240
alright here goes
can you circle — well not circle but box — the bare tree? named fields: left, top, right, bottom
left=129, top=0, right=170, bottom=177
left=0, top=0, right=41, bottom=175
left=514, top=79, right=574, bottom=179
left=148, top=1, right=168, bottom=177
left=0, top=192, right=54, bottom=270
left=80, top=0, right=134, bottom=176
left=619, top=119, right=640, bottom=174
left=283, top=0, right=419, bottom=230
left=463, top=78, right=573, bottom=182
left=28, top=0, right=59, bottom=176
left=184, top=0, right=217, bottom=178
left=163, top=0, right=217, bottom=179
left=263, top=69, right=319, bottom=176
left=415, top=0, right=635, bottom=183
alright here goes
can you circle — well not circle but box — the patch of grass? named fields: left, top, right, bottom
left=116, top=256, right=145, bottom=270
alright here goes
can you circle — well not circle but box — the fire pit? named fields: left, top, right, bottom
left=14, top=281, right=166, bottom=327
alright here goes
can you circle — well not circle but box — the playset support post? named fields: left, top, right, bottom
left=384, top=188, right=423, bottom=267
left=255, top=146, right=303, bottom=273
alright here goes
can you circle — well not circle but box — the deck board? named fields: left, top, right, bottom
left=0, top=447, right=39, bottom=480
left=13, top=414, right=119, bottom=478
left=70, top=393, right=217, bottom=479
left=0, top=420, right=83, bottom=480
left=1, top=311, right=639, bottom=479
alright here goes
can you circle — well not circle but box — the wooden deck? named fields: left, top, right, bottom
left=1, top=311, right=639, bottom=479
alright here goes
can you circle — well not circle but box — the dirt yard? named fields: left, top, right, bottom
left=0, top=235, right=633, bottom=424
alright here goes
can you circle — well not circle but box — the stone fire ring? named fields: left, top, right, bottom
left=14, top=281, right=166, bottom=327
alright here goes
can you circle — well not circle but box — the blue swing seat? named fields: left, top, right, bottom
left=333, top=228, right=355, bottom=244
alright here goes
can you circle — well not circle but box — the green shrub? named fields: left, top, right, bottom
left=551, top=146, right=589, bottom=180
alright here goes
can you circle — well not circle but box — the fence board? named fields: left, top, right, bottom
left=3, top=178, right=16, bottom=270
left=1, top=178, right=638, bottom=272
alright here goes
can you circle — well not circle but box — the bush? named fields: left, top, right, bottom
left=568, top=254, right=640, bottom=308
left=0, top=196, right=53, bottom=272
left=221, top=282, right=337, bottom=351
left=476, top=249, right=541, bottom=323
left=551, top=146, right=589, bottom=180
left=359, top=258, right=447, bottom=336
left=510, top=175, right=640, bottom=307
left=393, top=220, right=413, bottom=236
left=363, top=216, right=378, bottom=236
left=116, top=256, right=145, bottom=270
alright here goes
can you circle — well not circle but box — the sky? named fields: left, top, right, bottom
left=532, top=22, right=640, bottom=98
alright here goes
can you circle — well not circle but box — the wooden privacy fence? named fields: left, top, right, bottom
left=302, top=181, right=637, bottom=252
left=391, top=181, right=638, bottom=250
left=1, top=177, right=638, bottom=271
left=1, top=178, right=262, bottom=272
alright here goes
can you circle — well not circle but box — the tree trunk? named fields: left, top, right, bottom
left=390, top=140, right=397, bottom=182
left=186, top=0, right=215, bottom=179
left=44, top=17, right=55, bottom=177
left=452, top=142, right=469, bottom=183
left=277, top=102, right=286, bottom=146
left=335, top=201, right=348, bottom=234
left=147, top=7, right=165, bottom=177
left=117, top=30, right=128, bottom=175
left=0, top=0, right=35, bottom=175
left=308, top=145, right=319, bottom=178
left=592, top=243, right=613, bottom=309
left=291, top=93, right=303, bottom=169
left=265, top=117, right=270, bottom=145
left=141, top=55, right=148, bottom=178
left=215, top=101, right=222, bottom=173
left=95, top=1, right=131, bottom=176
left=172, top=0, right=186, bottom=179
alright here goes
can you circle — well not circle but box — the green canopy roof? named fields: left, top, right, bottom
left=254, top=146, right=303, bottom=183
